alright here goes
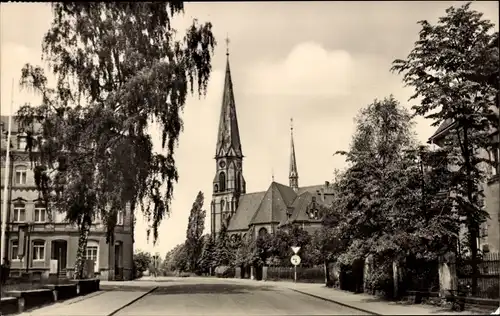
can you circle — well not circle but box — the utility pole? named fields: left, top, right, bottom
left=1, top=79, right=15, bottom=265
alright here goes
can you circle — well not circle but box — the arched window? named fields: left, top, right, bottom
left=235, top=172, right=241, bottom=192
left=258, top=227, right=268, bottom=237
left=220, top=200, right=225, bottom=212
left=214, top=183, right=219, bottom=193
left=219, top=172, right=226, bottom=192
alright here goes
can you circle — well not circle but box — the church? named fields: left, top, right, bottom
left=210, top=50, right=336, bottom=240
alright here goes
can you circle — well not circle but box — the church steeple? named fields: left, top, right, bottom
left=289, top=118, right=299, bottom=192
left=211, top=36, right=245, bottom=237
left=215, top=36, right=242, bottom=158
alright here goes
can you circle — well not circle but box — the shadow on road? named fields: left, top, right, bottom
left=151, top=283, right=274, bottom=295
left=102, top=286, right=156, bottom=292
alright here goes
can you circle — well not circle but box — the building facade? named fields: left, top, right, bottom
left=210, top=52, right=335, bottom=239
left=428, top=118, right=500, bottom=254
left=0, top=116, right=134, bottom=280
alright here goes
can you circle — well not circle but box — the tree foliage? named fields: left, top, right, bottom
left=214, top=224, right=232, bottom=266
left=331, top=96, right=460, bottom=292
left=391, top=2, right=499, bottom=294
left=198, top=234, right=216, bottom=273
left=164, top=243, right=188, bottom=272
left=184, top=191, right=206, bottom=272
left=133, top=250, right=152, bottom=278
left=15, top=2, right=215, bottom=278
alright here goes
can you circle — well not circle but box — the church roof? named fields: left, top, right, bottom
left=226, top=182, right=334, bottom=231
left=215, top=56, right=243, bottom=158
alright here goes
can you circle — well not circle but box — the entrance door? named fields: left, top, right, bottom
left=114, top=242, right=123, bottom=280
left=51, top=240, right=67, bottom=274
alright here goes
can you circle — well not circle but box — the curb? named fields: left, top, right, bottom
left=67, top=290, right=106, bottom=305
left=107, top=286, right=158, bottom=316
left=290, top=288, right=380, bottom=315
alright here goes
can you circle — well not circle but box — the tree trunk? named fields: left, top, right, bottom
left=74, top=215, right=91, bottom=279
left=324, top=259, right=331, bottom=286
left=461, top=124, right=479, bottom=296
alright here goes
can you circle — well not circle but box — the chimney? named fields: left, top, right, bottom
left=320, top=188, right=325, bottom=202
left=325, top=181, right=329, bottom=188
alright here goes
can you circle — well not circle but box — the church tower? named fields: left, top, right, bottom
left=289, top=118, right=299, bottom=192
left=211, top=38, right=246, bottom=236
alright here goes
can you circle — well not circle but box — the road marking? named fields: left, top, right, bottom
left=290, top=288, right=380, bottom=315
left=107, top=286, right=158, bottom=316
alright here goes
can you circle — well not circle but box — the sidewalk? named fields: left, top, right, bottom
left=232, top=278, right=495, bottom=315
left=19, top=287, right=156, bottom=316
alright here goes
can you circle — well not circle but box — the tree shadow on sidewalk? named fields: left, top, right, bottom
left=151, top=283, right=274, bottom=295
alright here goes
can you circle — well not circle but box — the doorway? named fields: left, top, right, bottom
left=114, top=241, right=123, bottom=280
left=51, top=240, right=67, bottom=276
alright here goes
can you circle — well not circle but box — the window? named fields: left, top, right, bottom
left=85, top=241, right=99, bottom=272
left=258, top=227, right=268, bottom=237
left=11, top=240, right=19, bottom=260
left=15, top=167, right=28, bottom=185
left=219, top=172, right=226, bottom=192
left=235, top=172, right=241, bottom=192
left=117, top=210, right=124, bottom=226
left=489, top=146, right=499, bottom=176
left=214, top=183, right=218, bottom=193
left=34, top=207, right=46, bottom=223
left=32, top=240, right=45, bottom=261
left=13, top=205, right=26, bottom=222
left=17, top=135, right=27, bottom=150
left=221, top=200, right=225, bottom=212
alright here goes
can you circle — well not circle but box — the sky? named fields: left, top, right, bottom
left=1, top=1, right=499, bottom=256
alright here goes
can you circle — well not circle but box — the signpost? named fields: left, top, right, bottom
left=290, top=246, right=301, bottom=283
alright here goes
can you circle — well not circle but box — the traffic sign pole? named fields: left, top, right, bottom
left=294, top=265, right=297, bottom=283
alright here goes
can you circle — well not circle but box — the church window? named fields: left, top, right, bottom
left=221, top=199, right=225, bottom=212
left=214, top=183, right=219, bottom=193
left=219, top=172, right=226, bottom=191
left=258, top=227, right=268, bottom=237
left=235, top=172, right=241, bottom=191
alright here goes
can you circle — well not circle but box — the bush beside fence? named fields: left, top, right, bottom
left=266, top=266, right=324, bottom=283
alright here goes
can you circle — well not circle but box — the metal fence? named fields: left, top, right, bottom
left=266, top=266, right=324, bottom=283
left=457, top=252, right=499, bottom=299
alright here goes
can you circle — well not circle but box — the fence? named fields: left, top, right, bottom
left=266, top=266, right=324, bottom=283
left=457, top=252, right=499, bottom=299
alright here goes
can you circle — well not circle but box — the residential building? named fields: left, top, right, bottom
left=210, top=51, right=335, bottom=240
left=0, top=116, right=134, bottom=280
left=428, top=118, right=499, bottom=254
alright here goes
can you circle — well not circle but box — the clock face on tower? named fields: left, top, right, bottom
left=219, top=161, right=226, bottom=168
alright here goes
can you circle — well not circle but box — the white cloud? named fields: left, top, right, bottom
left=246, top=42, right=354, bottom=96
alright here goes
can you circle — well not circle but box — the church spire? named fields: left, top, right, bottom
left=215, top=35, right=242, bottom=158
left=289, top=118, right=299, bottom=191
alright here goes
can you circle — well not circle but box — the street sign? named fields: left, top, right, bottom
left=291, top=246, right=301, bottom=254
left=290, top=255, right=301, bottom=266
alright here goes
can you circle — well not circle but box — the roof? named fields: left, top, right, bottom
left=250, top=182, right=292, bottom=225
left=215, top=56, right=243, bottom=158
left=428, top=118, right=456, bottom=143
left=227, top=191, right=266, bottom=231
left=227, top=182, right=336, bottom=232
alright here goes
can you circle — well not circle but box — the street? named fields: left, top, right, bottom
left=21, top=277, right=370, bottom=316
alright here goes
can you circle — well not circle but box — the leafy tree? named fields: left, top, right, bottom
left=199, top=234, right=216, bottom=274
left=214, top=225, right=232, bottom=266
left=165, top=243, right=188, bottom=272
left=133, top=250, right=152, bottom=278
left=333, top=96, right=457, bottom=294
left=15, top=3, right=215, bottom=279
left=391, top=2, right=499, bottom=294
left=184, top=191, right=206, bottom=272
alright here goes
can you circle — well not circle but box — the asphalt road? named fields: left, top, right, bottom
left=111, top=278, right=370, bottom=316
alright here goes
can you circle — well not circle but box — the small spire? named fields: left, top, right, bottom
left=272, top=168, right=275, bottom=182
left=225, top=33, right=230, bottom=56
left=289, top=117, right=299, bottom=192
